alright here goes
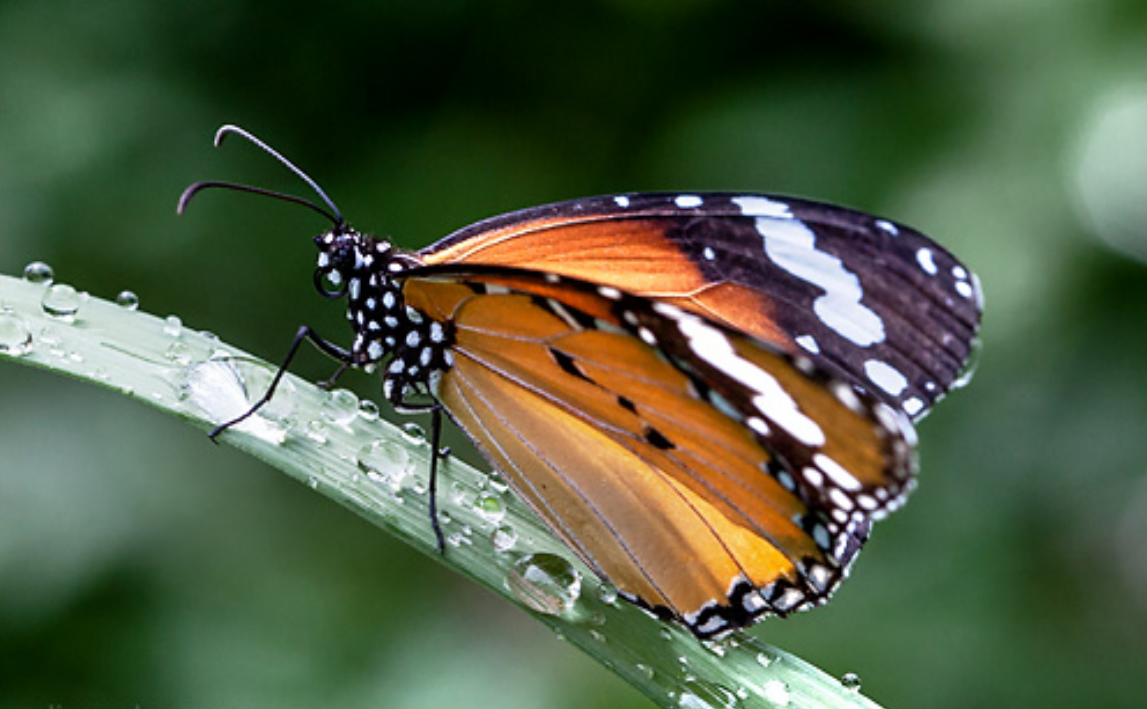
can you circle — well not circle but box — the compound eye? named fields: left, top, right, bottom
left=314, top=267, right=348, bottom=298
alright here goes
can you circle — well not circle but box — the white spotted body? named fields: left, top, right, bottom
left=314, top=228, right=454, bottom=408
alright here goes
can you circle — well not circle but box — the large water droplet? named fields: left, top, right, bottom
left=506, top=553, right=581, bottom=616
left=178, top=355, right=293, bottom=444
left=23, top=261, right=53, bottom=283
left=41, top=284, right=84, bottom=322
left=115, top=290, right=140, bottom=310
left=0, top=309, right=33, bottom=356
left=357, top=439, right=412, bottom=492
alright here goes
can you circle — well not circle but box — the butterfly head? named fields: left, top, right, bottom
left=312, top=227, right=452, bottom=401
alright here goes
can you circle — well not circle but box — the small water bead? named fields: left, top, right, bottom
left=165, top=340, right=192, bottom=366
left=321, top=388, right=359, bottom=427
left=760, top=680, right=791, bottom=707
left=163, top=314, right=183, bottom=338
left=115, top=290, right=140, bottom=310
left=0, top=309, right=33, bottom=356
left=679, top=680, right=739, bottom=709
left=491, top=524, right=517, bottom=552
left=400, top=421, right=427, bottom=445
left=839, top=673, right=861, bottom=692
left=357, top=399, right=381, bottom=421
left=486, top=472, right=510, bottom=495
left=473, top=492, right=506, bottom=523
left=505, top=553, right=582, bottom=616
left=447, top=530, right=473, bottom=548
left=304, top=419, right=330, bottom=445
left=597, top=582, right=619, bottom=606
left=23, top=261, right=54, bottom=283
left=41, top=284, right=83, bottom=322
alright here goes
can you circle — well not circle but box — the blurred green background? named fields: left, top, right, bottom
left=3, top=0, right=1147, bottom=707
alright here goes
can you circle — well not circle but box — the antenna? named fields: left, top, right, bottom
left=177, top=124, right=344, bottom=225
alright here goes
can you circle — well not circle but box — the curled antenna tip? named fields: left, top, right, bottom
left=176, top=182, right=206, bottom=214
left=213, top=124, right=244, bottom=148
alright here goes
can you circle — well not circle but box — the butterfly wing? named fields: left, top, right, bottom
left=402, top=265, right=915, bottom=637
left=419, top=193, right=982, bottom=419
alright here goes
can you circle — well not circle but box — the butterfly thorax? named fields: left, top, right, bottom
left=314, top=227, right=453, bottom=408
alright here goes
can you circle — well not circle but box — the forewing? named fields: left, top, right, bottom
left=419, top=192, right=982, bottom=419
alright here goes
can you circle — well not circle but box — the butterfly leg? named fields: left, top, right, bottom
left=427, top=405, right=447, bottom=554
left=209, top=324, right=353, bottom=439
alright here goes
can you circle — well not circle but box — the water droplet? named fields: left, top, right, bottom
left=473, top=492, right=506, bottom=523
left=636, top=663, right=655, bottom=680
left=400, top=421, right=426, bottom=445
left=761, top=680, right=790, bottom=707
left=357, top=439, right=412, bottom=492
left=597, top=582, right=619, bottom=606
left=307, top=476, right=321, bottom=490
left=953, top=335, right=982, bottom=390
left=322, top=388, right=359, bottom=427
left=115, top=290, right=140, bottom=310
left=447, top=530, right=472, bottom=548
left=839, top=672, right=861, bottom=691
left=178, top=355, right=292, bottom=444
left=755, top=652, right=774, bottom=668
left=491, top=525, right=517, bottom=552
left=41, top=284, right=83, bottom=322
left=679, top=680, right=738, bottom=709
left=163, top=314, right=183, bottom=338
left=304, top=419, right=330, bottom=445
left=505, top=553, right=581, bottom=616
left=486, top=472, right=510, bottom=495
left=166, top=340, right=192, bottom=366
left=0, top=309, right=33, bottom=356
left=23, top=261, right=53, bottom=283
left=357, top=399, right=381, bottom=421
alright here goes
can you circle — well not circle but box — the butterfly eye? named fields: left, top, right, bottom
left=313, top=266, right=348, bottom=298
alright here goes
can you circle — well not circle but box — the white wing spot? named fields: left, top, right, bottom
left=752, top=216, right=886, bottom=347
left=675, top=194, right=703, bottom=208
left=614, top=195, right=631, bottom=208
left=875, top=219, right=899, bottom=236
left=732, top=195, right=794, bottom=219
left=795, top=334, right=820, bottom=354
left=903, top=397, right=925, bottom=417
left=671, top=312, right=827, bottom=446
left=916, top=247, right=938, bottom=275
left=813, top=453, right=862, bottom=492
left=598, top=286, right=623, bottom=300
left=864, top=359, right=909, bottom=396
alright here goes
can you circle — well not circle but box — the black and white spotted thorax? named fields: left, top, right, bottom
left=313, top=226, right=454, bottom=407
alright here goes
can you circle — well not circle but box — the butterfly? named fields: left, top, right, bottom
left=179, top=125, right=982, bottom=639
